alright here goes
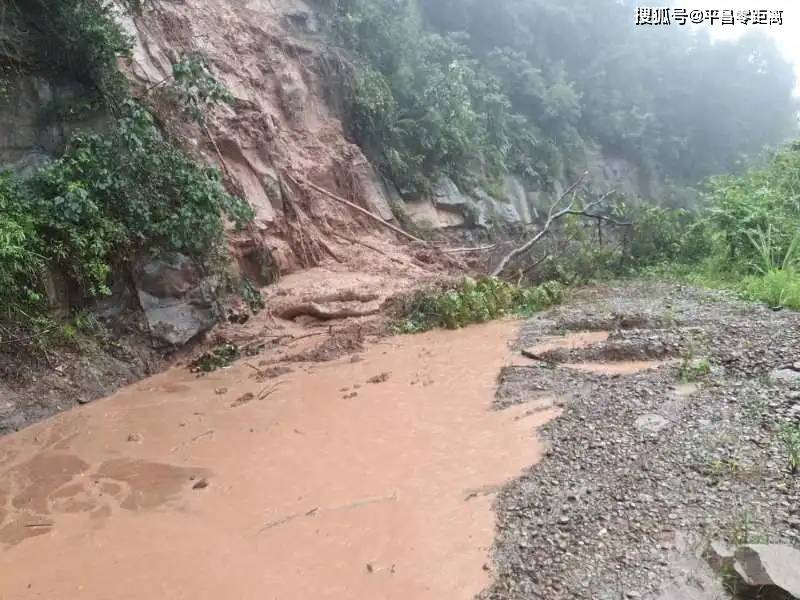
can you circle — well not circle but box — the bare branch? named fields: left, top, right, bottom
left=284, top=173, right=425, bottom=244
left=491, top=171, right=589, bottom=277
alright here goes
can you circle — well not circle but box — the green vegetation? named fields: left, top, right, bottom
left=326, top=0, right=796, bottom=197
left=239, top=279, right=266, bottom=314
left=325, top=0, right=800, bottom=315
left=679, top=354, right=711, bottom=383
left=2, top=0, right=132, bottom=106
left=189, top=343, right=241, bottom=373
left=660, top=145, right=800, bottom=311
left=393, top=277, right=564, bottom=333
left=0, top=0, right=252, bottom=343
left=780, top=424, right=800, bottom=475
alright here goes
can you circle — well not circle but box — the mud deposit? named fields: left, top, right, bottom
left=0, top=321, right=554, bottom=599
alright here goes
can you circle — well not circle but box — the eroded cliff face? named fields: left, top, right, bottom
left=116, top=0, right=403, bottom=277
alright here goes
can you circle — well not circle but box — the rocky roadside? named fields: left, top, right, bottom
left=482, top=281, right=800, bottom=600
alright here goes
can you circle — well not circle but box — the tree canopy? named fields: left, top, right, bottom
left=326, top=0, right=798, bottom=197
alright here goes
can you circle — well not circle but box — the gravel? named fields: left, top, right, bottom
left=482, top=281, right=800, bottom=600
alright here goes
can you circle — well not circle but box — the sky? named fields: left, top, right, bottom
left=671, top=0, right=800, bottom=92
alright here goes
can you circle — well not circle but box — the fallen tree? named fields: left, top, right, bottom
left=491, top=172, right=629, bottom=277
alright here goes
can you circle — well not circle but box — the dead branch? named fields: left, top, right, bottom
left=283, top=173, right=425, bottom=244
left=491, top=172, right=592, bottom=277
left=331, top=231, right=396, bottom=260
left=442, top=244, right=498, bottom=254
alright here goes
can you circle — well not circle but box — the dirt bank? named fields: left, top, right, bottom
left=0, top=319, right=553, bottom=599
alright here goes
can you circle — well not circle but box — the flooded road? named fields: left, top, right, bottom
left=0, top=321, right=556, bottom=599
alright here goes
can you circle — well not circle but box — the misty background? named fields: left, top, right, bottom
left=325, top=0, right=799, bottom=204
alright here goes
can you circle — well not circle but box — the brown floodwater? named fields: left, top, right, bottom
left=0, top=320, right=556, bottom=600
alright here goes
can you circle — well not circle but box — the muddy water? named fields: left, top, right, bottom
left=523, top=330, right=610, bottom=355
left=0, top=321, right=556, bottom=600
left=524, top=331, right=672, bottom=375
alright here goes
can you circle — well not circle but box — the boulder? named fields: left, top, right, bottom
left=704, top=540, right=735, bottom=572
left=432, top=176, right=473, bottom=213
left=771, top=368, right=800, bottom=385
left=733, top=544, right=800, bottom=597
left=402, top=197, right=465, bottom=229
left=351, top=161, right=396, bottom=221
left=132, top=253, right=219, bottom=346
left=472, top=189, right=523, bottom=228
left=769, top=367, right=800, bottom=386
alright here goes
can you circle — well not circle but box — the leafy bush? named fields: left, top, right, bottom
left=620, top=204, right=712, bottom=270
left=7, top=101, right=251, bottom=297
left=0, top=99, right=252, bottom=325
left=0, top=174, right=45, bottom=315
left=170, top=55, right=234, bottom=123
left=707, top=145, right=800, bottom=271
left=0, top=1, right=253, bottom=340
left=393, top=277, right=564, bottom=333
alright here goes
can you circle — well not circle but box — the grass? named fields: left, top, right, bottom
left=780, top=424, right=800, bottom=475
left=741, top=268, right=800, bottom=310
left=392, top=277, right=565, bottom=333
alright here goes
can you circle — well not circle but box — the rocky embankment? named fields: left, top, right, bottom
left=484, top=281, right=800, bottom=600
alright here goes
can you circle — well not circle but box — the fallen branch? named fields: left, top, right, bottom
left=284, top=173, right=425, bottom=244
left=0, top=330, right=52, bottom=345
left=491, top=172, right=591, bottom=276
left=442, top=244, right=498, bottom=254
left=332, top=231, right=393, bottom=258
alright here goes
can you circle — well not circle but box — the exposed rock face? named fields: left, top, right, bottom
left=503, top=174, right=531, bottom=223
left=0, top=75, right=106, bottom=175
left=132, top=253, right=219, bottom=346
left=432, top=176, right=473, bottom=213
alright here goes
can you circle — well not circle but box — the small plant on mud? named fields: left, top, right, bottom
left=239, top=279, right=265, bottom=314
left=779, top=424, right=800, bottom=474
left=392, top=277, right=564, bottom=333
left=190, top=343, right=240, bottom=373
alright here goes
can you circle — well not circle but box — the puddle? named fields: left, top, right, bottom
left=0, top=320, right=554, bottom=600
left=523, top=330, right=610, bottom=357
left=565, top=360, right=673, bottom=375
left=524, top=331, right=675, bottom=376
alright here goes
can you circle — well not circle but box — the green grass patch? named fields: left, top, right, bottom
left=741, top=268, right=800, bottom=310
left=780, top=424, right=800, bottom=475
left=392, top=277, right=565, bottom=334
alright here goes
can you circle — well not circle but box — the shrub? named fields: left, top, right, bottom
left=0, top=174, right=45, bottom=315
left=393, top=277, right=564, bottom=333
left=0, top=99, right=253, bottom=320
